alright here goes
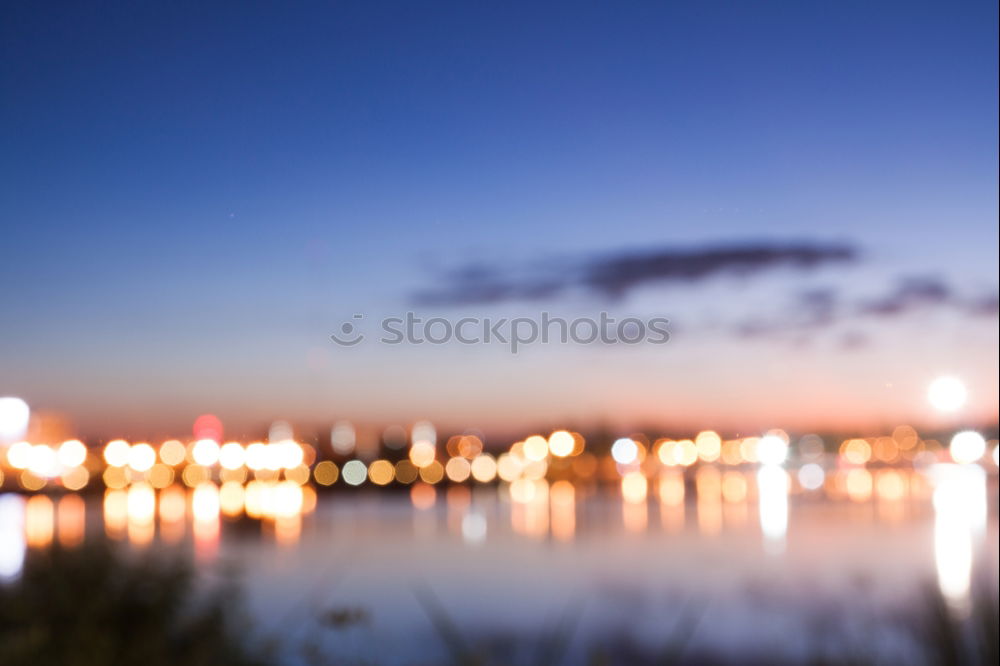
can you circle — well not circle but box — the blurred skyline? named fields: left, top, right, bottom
left=1, top=1, right=998, bottom=439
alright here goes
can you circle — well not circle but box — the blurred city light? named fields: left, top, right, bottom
left=928, top=376, right=967, bottom=412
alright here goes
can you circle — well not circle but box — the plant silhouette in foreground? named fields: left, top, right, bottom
left=0, top=542, right=267, bottom=666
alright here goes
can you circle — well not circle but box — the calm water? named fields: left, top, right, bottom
left=2, top=466, right=998, bottom=664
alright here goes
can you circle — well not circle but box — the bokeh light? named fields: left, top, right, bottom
left=548, top=430, right=575, bottom=457
left=0, top=397, right=30, bottom=442
left=57, top=439, right=88, bottom=468
left=192, top=439, right=221, bottom=466
left=127, top=443, right=156, bottom=473
left=342, top=460, right=367, bottom=486
left=103, top=439, right=130, bottom=467
left=611, top=437, right=638, bottom=465
left=927, top=376, right=967, bottom=412
left=950, top=431, right=986, bottom=464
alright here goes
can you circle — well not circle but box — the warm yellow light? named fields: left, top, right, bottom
left=103, top=439, right=130, bottom=467
left=409, top=441, right=436, bottom=468
left=674, top=439, right=698, bottom=467
left=394, top=459, right=418, bottom=484
left=102, top=465, right=128, bottom=489
left=695, top=431, right=722, bottom=462
left=26, top=444, right=58, bottom=478
left=219, top=481, right=245, bottom=517
left=192, top=482, right=220, bottom=521
left=126, top=483, right=156, bottom=524
left=57, top=439, right=88, bottom=468
left=418, top=460, right=444, bottom=484
left=158, top=440, right=186, bottom=466
left=5, top=440, right=33, bottom=469
left=656, top=440, right=675, bottom=465
left=244, top=481, right=266, bottom=519
left=313, top=460, right=339, bottom=485
left=840, top=439, right=872, bottom=465
left=455, top=435, right=483, bottom=459
left=245, top=442, right=267, bottom=470
left=272, top=481, right=303, bottom=518
left=218, top=442, right=246, bottom=470
left=61, top=466, right=90, bottom=491
left=658, top=472, right=685, bottom=506
left=57, top=494, right=86, bottom=548
left=522, top=435, right=549, bottom=462
left=496, top=453, right=522, bottom=482
left=845, top=468, right=873, bottom=502
left=368, top=459, right=395, bottom=485
left=875, top=470, right=906, bottom=501
left=285, top=464, right=310, bottom=485
left=518, top=458, right=545, bottom=481
left=470, top=454, right=497, bottom=482
left=128, top=443, right=156, bottom=472
left=721, top=440, right=743, bottom=465
left=445, top=457, right=471, bottom=483
left=278, top=440, right=304, bottom=469
left=148, top=463, right=174, bottom=488
left=302, top=485, right=317, bottom=514
left=25, top=495, right=54, bottom=548
left=103, top=489, right=128, bottom=536
left=410, top=482, right=436, bottom=509
left=547, top=430, right=574, bottom=458
left=159, top=486, right=186, bottom=523
left=509, top=478, right=538, bottom=503
left=19, top=469, right=46, bottom=491
left=872, top=437, right=900, bottom=463
left=739, top=437, right=759, bottom=463
left=191, top=439, right=220, bottom=466
left=182, top=464, right=210, bottom=487
left=621, top=472, right=648, bottom=503
left=721, top=471, right=747, bottom=502
left=219, top=466, right=247, bottom=484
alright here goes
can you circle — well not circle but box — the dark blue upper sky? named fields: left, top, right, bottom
left=2, top=1, right=997, bottom=437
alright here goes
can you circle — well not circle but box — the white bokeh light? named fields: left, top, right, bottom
left=950, top=431, right=986, bottom=465
left=757, top=435, right=789, bottom=466
left=0, top=397, right=30, bottom=442
left=928, top=376, right=967, bottom=412
left=611, top=437, right=638, bottom=465
left=798, top=463, right=826, bottom=490
left=191, top=439, right=221, bottom=466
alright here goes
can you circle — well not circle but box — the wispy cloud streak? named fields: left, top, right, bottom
left=413, top=241, right=857, bottom=306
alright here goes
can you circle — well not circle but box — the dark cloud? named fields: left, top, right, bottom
left=734, top=287, right=841, bottom=340
left=582, top=244, right=856, bottom=298
left=413, top=241, right=857, bottom=306
left=965, top=292, right=999, bottom=317
left=857, top=276, right=952, bottom=316
left=793, top=287, right=839, bottom=327
left=411, top=266, right=564, bottom=306
left=839, top=331, right=869, bottom=350
left=731, top=275, right=997, bottom=345
left=855, top=277, right=998, bottom=319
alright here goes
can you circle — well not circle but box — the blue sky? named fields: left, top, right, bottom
left=1, top=1, right=997, bottom=439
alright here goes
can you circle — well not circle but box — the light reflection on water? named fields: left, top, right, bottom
left=757, top=464, right=789, bottom=553
left=930, top=464, right=989, bottom=615
left=0, top=468, right=996, bottom=662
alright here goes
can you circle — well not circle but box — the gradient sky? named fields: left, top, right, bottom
left=2, top=1, right=997, bottom=440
